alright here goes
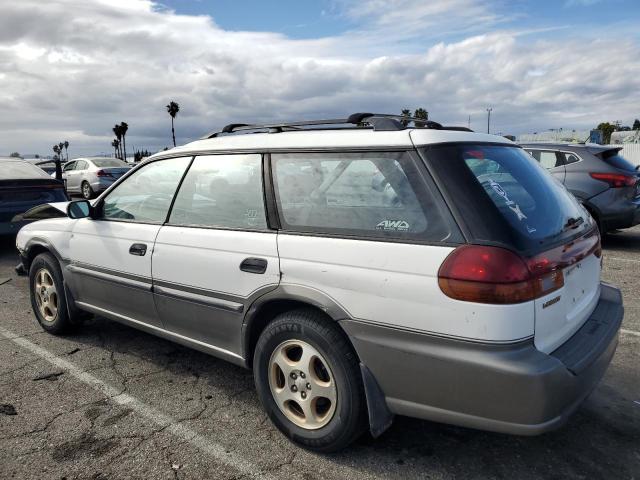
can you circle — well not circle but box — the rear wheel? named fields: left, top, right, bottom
left=29, top=253, right=81, bottom=334
left=253, top=309, right=367, bottom=452
left=81, top=181, right=94, bottom=200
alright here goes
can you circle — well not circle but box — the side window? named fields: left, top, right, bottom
left=75, top=160, right=88, bottom=170
left=532, top=151, right=560, bottom=169
left=63, top=161, right=76, bottom=172
left=169, top=154, right=267, bottom=229
left=561, top=152, right=581, bottom=165
left=272, top=151, right=452, bottom=241
left=101, top=157, right=191, bottom=223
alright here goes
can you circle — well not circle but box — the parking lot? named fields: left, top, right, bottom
left=0, top=230, right=638, bottom=480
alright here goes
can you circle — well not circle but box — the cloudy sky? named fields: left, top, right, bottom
left=1, top=0, right=640, bottom=157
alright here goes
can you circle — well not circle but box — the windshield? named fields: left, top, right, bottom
left=92, top=159, right=128, bottom=168
left=421, top=144, right=593, bottom=253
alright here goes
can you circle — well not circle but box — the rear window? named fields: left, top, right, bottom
left=92, top=159, right=128, bottom=168
left=0, top=161, right=50, bottom=180
left=600, top=150, right=637, bottom=172
left=422, top=144, right=593, bottom=253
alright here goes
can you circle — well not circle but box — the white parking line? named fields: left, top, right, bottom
left=621, top=328, right=640, bottom=337
left=0, top=326, right=273, bottom=480
left=605, top=256, right=640, bottom=264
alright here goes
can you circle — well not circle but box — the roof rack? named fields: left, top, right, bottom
left=202, top=112, right=471, bottom=139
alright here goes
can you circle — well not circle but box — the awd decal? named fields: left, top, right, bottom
left=376, top=220, right=409, bottom=232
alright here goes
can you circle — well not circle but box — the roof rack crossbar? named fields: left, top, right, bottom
left=204, top=112, right=450, bottom=138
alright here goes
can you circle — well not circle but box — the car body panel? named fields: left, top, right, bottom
left=277, top=234, right=535, bottom=342
left=152, top=226, right=280, bottom=355
left=65, top=219, right=162, bottom=327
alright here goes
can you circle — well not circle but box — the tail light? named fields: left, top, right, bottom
left=96, top=170, right=112, bottom=177
left=438, top=230, right=600, bottom=304
left=589, top=172, right=637, bottom=188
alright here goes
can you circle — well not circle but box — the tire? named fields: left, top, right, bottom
left=81, top=181, right=94, bottom=200
left=29, top=253, right=80, bottom=335
left=253, top=309, right=367, bottom=452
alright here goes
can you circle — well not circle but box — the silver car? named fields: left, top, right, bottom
left=61, top=157, right=131, bottom=199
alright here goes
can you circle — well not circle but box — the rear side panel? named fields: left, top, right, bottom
left=277, top=235, right=535, bottom=342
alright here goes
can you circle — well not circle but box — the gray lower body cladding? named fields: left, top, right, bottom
left=340, top=283, right=623, bottom=435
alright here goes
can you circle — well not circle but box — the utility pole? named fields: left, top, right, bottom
left=486, top=108, right=492, bottom=134
left=468, top=115, right=471, bottom=129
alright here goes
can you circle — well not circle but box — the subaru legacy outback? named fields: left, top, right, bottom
left=16, top=113, right=623, bottom=452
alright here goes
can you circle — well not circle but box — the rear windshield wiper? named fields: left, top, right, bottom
left=563, top=216, right=584, bottom=231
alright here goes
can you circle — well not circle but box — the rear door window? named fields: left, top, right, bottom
left=272, top=151, right=457, bottom=242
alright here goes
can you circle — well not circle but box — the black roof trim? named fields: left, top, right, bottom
left=203, top=112, right=457, bottom=139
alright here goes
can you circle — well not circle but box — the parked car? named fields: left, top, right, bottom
left=16, top=114, right=622, bottom=452
left=0, top=158, right=67, bottom=235
left=521, top=143, right=640, bottom=233
left=61, top=157, right=131, bottom=199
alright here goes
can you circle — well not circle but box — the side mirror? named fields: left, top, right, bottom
left=67, top=200, right=92, bottom=219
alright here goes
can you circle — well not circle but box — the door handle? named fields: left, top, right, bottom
left=240, top=257, right=267, bottom=274
left=129, top=243, right=147, bottom=256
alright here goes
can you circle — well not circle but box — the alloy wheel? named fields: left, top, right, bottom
left=34, top=268, right=58, bottom=323
left=268, top=339, right=337, bottom=430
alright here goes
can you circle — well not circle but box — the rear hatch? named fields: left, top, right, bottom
left=596, top=148, right=640, bottom=199
left=421, top=143, right=601, bottom=353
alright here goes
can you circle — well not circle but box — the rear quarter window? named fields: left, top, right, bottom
left=272, top=151, right=460, bottom=243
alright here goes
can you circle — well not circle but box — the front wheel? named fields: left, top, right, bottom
left=253, top=309, right=367, bottom=452
left=29, top=253, right=80, bottom=335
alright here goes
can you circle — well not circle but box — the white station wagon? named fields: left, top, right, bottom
left=16, top=113, right=623, bottom=452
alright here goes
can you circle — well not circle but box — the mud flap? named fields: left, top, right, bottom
left=360, top=363, right=394, bottom=438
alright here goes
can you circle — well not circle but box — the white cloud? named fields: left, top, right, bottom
left=0, top=0, right=639, bottom=156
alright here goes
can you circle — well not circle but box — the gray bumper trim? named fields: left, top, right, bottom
left=340, top=282, right=623, bottom=436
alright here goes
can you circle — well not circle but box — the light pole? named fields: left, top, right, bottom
left=486, top=108, right=492, bottom=134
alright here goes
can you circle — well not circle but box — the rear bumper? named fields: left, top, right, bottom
left=89, top=178, right=117, bottom=192
left=590, top=191, right=640, bottom=230
left=341, top=283, right=623, bottom=435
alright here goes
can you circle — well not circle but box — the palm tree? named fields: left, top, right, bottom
left=112, top=124, right=123, bottom=159
left=166, top=101, right=179, bottom=147
left=119, top=122, right=128, bottom=162
left=63, top=140, right=69, bottom=161
left=414, top=108, right=428, bottom=127
left=401, top=109, right=412, bottom=126
left=111, top=139, right=120, bottom=158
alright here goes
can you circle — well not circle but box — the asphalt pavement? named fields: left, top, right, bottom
left=1, top=229, right=639, bottom=479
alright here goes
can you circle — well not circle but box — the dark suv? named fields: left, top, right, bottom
left=522, top=143, right=640, bottom=233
